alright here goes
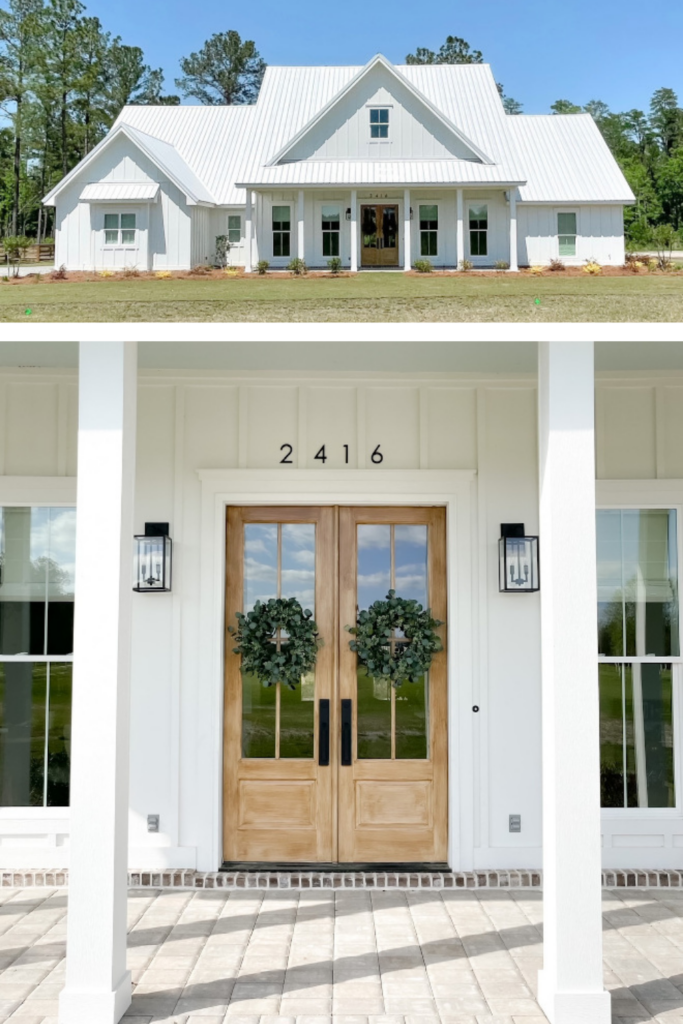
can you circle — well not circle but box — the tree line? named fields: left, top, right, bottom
left=0, top=10, right=681, bottom=247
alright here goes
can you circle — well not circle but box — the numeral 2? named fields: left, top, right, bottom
left=280, top=444, right=293, bottom=464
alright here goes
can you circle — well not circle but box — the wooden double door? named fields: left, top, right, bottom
left=223, top=506, right=447, bottom=865
left=361, top=205, right=399, bottom=266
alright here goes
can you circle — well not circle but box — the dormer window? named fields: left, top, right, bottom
left=370, top=108, right=389, bottom=139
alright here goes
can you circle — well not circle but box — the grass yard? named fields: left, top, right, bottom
left=0, top=272, right=682, bottom=322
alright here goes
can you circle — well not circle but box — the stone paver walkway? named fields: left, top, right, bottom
left=2, top=887, right=683, bottom=1023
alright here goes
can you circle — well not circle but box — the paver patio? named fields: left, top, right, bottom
left=2, top=885, right=683, bottom=1024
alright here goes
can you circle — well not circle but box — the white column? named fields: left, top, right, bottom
left=508, top=189, right=519, bottom=271
left=537, top=342, right=610, bottom=1024
left=297, top=189, right=305, bottom=263
left=350, top=189, right=358, bottom=272
left=59, top=342, right=137, bottom=1024
left=244, top=190, right=253, bottom=273
left=404, top=188, right=411, bottom=271
left=456, top=188, right=464, bottom=268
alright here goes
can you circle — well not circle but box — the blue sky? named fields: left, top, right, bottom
left=82, top=0, right=683, bottom=114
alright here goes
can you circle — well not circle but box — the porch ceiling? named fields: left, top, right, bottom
left=1, top=342, right=683, bottom=374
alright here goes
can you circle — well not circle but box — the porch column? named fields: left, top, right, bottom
left=508, top=189, right=519, bottom=272
left=297, top=189, right=305, bottom=262
left=58, top=342, right=137, bottom=1024
left=244, top=190, right=253, bottom=273
left=456, top=188, right=464, bottom=268
left=350, top=189, right=358, bottom=272
left=537, top=342, right=610, bottom=1024
left=404, top=188, right=411, bottom=271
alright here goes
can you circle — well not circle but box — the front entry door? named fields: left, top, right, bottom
left=223, top=506, right=447, bottom=864
left=361, top=205, right=399, bottom=266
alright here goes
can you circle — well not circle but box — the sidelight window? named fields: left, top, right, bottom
left=272, top=206, right=291, bottom=258
left=419, top=205, right=438, bottom=257
left=597, top=508, right=679, bottom=809
left=469, top=204, right=488, bottom=256
left=0, top=507, right=76, bottom=807
left=321, top=206, right=341, bottom=257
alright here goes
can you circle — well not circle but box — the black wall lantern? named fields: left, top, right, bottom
left=134, top=523, right=172, bottom=592
left=345, top=208, right=352, bottom=220
left=499, top=524, right=539, bottom=593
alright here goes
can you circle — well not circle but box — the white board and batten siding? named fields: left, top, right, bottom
left=518, top=204, right=626, bottom=266
left=2, top=369, right=683, bottom=870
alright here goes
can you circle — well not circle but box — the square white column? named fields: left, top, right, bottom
left=58, top=342, right=137, bottom=1024
left=404, top=188, right=411, bottom=271
left=537, top=342, right=610, bottom=1024
left=297, top=189, right=305, bottom=262
left=244, top=190, right=253, bottom=273
left=350, top=190, right=358, bottom=272
left=509, top=189, right=519, bottom=272
left=456, top=189, right=465, bottom=268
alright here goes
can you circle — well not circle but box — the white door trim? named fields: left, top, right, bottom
left=196, top=468, right=477, bottom=872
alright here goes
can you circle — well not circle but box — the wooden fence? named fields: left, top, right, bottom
left=0, top=244, right=55, bottom=263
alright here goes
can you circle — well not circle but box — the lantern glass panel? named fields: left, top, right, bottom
left=499, top=536, right=539, bottom=592
left=135, top=535, right=171, bottom=591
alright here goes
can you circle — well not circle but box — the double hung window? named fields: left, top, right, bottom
left=228, top=215, right=241, bottom=245
left=597, top=508, right=679, bottom=809
left=469, top=205, right=488, bottom=257
left=272, top=206, right=291, bottom=258
left=419, top=205, right=438, bottom=257
left=370, top=108, right=389, bottom=139
left=104, top=213, right=136, bottom=246
left=0, top=507, right=76, bottom=808
left=321, top=207, right=340, bottom=257
left=558, top=212, right=577, bottom=257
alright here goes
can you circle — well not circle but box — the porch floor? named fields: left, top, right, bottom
left=2, top=886, right=683, bottom=1024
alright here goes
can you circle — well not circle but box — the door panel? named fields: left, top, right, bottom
left=223, top=507, right=336, bottom=862
left=361, top=205, right=399, bottom=267
left=224, top=505, right=447, bottom=864
left=338, top=507, right=448, bottom=863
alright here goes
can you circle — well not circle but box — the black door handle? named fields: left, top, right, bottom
left=341, top=699, right=352, bottom=766
left=319, top=699, right=330, bottom=766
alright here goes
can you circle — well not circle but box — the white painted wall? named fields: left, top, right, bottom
left=3, top=368, right=683, bottom=869
left=518, top=204, right=626, bottom=266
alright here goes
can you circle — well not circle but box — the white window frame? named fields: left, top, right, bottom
left=557, top=209, right=578, bottom=259
left=369, top=107, right=390, bottom=141
left=597, top=482, right=683, bottom=822
left=321, top=205, right=341, bottom=259
left=227, top=214, right=242, bottom=246
left=468, top=203, right=489, bottom=260
left=418, top=202, right=439, bottom=259
left=103, top=211, right=138, bottom=248
left=271, top=203, right=292, bottom=260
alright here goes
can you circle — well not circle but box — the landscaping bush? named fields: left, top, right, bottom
left=287, top=257, right=308, bottom=276
left=548, top=258, right=565, bottom=272
left=494, top=260, right=510, bottom=271
left=122, top=265, right=140, bottom=278
left=413, top=259, right=433, bottom=273
left=155, top=270, right=172, bottom=279
left=213, top=235, right=231, bottom=269
left=257, top=260, right=270, bottom=275
left=583, top=261, right=602, bottom=275
left=189, top=264, right=212, bottom=276
left=459, top=259, right=473, bottom=272
left=50, top=264, right=68, bottom=280
left=528, top=265, right=545, bottom=276
left=327, top=257, right=343, bottom=274
left=2, top=236, right=32, bottom=277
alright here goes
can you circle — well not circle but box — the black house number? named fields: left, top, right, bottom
left=279, top=444, right=384, bottom=465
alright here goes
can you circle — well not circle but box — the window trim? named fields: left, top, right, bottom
left=597, top=482, right=683, bottom=818
left=418, top=202, right=439, bottom=258
left=468, top=202, right=489, bottom=259
left=271, top=203, right=292, bottom=260
left=227, top=214, right=242, bottom=246
left=103, top=211, right=138, bottom=248
left=557, top=209, right=578, bottom=259
left=369, top=106, right=390, bottom=141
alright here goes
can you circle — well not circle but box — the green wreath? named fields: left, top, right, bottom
left=229, top=597, right=321, bottom=690
left=346, top=589, right=444, bottom=688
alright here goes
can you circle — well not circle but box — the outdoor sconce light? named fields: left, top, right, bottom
left=345, top=208, right=352, bottom=220
left=499, top=524, right=539, bottom=593
left=410, top=207, right=414, bottom=219
left=134, top=523, right=172, bottom=593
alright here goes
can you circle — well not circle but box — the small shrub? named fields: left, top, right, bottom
left=413, top=258, right=433, bottom=273
left=214, top=234, right=231, bottom=269
left=673, top=262, right=683, bottom=272
left=583, top=261, right=602, bottom=275
left=99, top=269, right=115, bottom=278
left=459, top=259, right=473, bottom=272
left=287, top=257, right=307, bottom=276
left=494, top=260, right=510, bottom=271
left=224, top=266, right=239, bottom=277
left=256, top=260, right=270, bottom=275
left=624, top=253, right=646, bottom=272
left=327, top=257, right=343, bottom=274
left=189, top=263, right=212, bottom=276
left=154, top=270, right=172, bottom=279
left=548, top=258, right=565, bottom=272
left=647, top=258, right=658, bottom=272
left=2, top=235, right=32, bottom=262
left=122, top=265, right=140, bottom=278
left=528, top=265, right=545, bottom=276
left=50, top=264, right=68, bottom=280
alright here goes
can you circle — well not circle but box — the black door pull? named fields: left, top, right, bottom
left=319, top=699, right=330, bottom=766
left=341, top=699, right=352, bottom=766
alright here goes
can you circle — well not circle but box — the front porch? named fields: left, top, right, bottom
left=241, top=187, right=519, bottom=273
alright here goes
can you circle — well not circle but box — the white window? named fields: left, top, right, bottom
left=370, top=108, right=389, bottom=139
left=419, top=205, right=438, bottom=257
left=558, top=212, right=577, bottom=257
left=469, top=205, right=488, bottom=257
left=104, top=213, right=137, bottom=246
left=272, top=206, right=291, bottom=258
left=321, top=206, right=340, bottom=257
left=597, top=508, right=679, bottom=809
left=228, top=215, right=241, bottom=245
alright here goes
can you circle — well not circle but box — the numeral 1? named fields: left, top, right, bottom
left=343, top=444, right=349, bottom=464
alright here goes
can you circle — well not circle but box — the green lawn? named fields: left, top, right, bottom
left=0, top=272, right=682, bottom=322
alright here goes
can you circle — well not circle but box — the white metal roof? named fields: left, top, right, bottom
left=44, top=55, right=634, bottom=208
left=79, top=182, right=160, bottom=202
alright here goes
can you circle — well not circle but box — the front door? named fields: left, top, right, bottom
left=223, top=506, right=447, bottom=864
left=361, top=205, right=399, bottom=267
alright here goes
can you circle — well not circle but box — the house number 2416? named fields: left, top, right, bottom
left=279, top=444, right=383, bottom=464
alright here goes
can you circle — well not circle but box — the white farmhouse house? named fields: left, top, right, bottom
left=2, top=339, right=683, bottom=1024
left=42, top=55, right=634, bottom=272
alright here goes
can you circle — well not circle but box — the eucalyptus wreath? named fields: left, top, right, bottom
left=346, top=589, right=444, bottom=687
left=229, top=597, right=321, bottom=690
